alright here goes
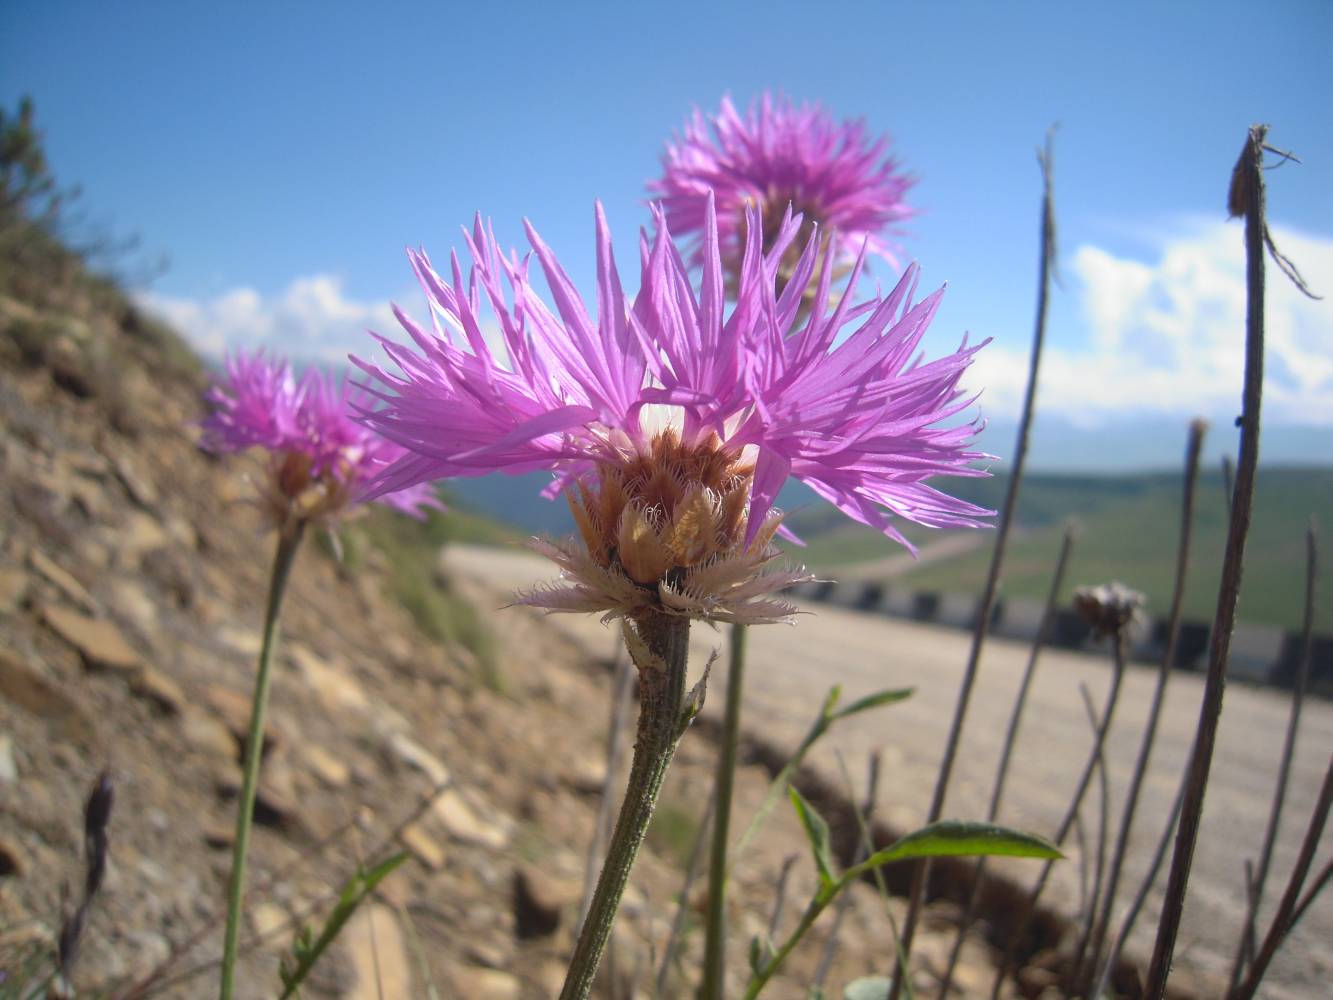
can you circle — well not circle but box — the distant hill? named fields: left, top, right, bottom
left=443, top=462, right=1327, bottom=630
left=783, top=467, right=1329, bottom=631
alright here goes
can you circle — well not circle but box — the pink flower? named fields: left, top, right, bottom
left=355, top=199, right=990, bottom=623
left=202, top=350, right=440, bottom=526
left=650, top=93, right=914, bottom=276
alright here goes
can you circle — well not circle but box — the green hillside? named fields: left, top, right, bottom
left=783, top=468, right=1329, bottom=630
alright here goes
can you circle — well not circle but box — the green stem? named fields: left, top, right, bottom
left=219, top=522, right=306, bottom=1000
left=701, top=623, right=747, bottom=999
left=744, top=892, right=832, bottom=1000
left=559, top=611, right=692, bottom=1000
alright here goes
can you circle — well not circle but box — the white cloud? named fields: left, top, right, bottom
left=968, top=220, right=1333, bottom=427
left=136, top=275, right=401, bottom=365
left=137, top=273, right=512, bottom=367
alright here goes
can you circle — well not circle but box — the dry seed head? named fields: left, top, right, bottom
left=524, top=430, right=814, bottom=625
left=256, top=451, right=363, bottom=535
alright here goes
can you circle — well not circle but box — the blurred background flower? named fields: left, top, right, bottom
left=202, top=349, right=439, bottom=528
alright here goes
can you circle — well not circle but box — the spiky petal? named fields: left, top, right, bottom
left=202, top=349, right=441, bottom=526
left=650, top=92, right=914, bottom=274
left=356, top=199, right=992, bottom=623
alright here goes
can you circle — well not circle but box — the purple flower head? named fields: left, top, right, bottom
left=202, top=349, right=440, bottom=527
left=650, top=93, right=914, bottom=279
left=356, top=198, right=991, bottom=624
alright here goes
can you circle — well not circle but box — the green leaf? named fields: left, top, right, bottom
left=748, top=933, right=770, bottom=974
left=818, top=684, right=844, bottom=721
left=830, top=687, right=913, bottom=722
left=843, top=976, right=895, bottom=1000
left=732, top=682, right=905, bottom=870
left=856, top=821, right=1061, bottom=874
left=788, top=787, right=836, bottom=888
left=277, top=851, right=409, bottom=999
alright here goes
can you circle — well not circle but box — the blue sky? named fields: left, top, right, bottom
left=4, top=1, right=1332, bottom=466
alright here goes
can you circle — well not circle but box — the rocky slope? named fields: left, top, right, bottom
left=0, top=276, right=1028, bottom=1000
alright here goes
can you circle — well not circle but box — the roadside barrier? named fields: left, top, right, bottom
left=787, top=580, right=1331, bottom=693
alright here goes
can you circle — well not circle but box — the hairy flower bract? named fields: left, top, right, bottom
left=202, top=350, right=440, bottom=528
left=356, top=198, right=991, bottom=624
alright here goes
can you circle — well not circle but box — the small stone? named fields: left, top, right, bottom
left=203, top=825, right=235, bottom=849
left=28, top=550, right=95, bottom=612
left=217, top=625, right=262, bottom=657
left=122, top=931, right=172, bottom=982
left=385, top=732, right=450, bottom=787
left=212, top=759, right=298, bottom=828
left=0, top=735, right=17, bottom=783
left=513, top=864, right=576, bottom=939
left=399, top=822, right=447, bottom=871
left=288, top=644, right=368, bottom=715
left=433, top=788, right=509, bottom=850
left=455, top=966, right=521, bottom=1000
left=303, top=745, right=351, bottom=787
left=118, top=510, right=169, bottom=561
left=40, top=604, right=141, bottom=674
left=163, top=514, right=198, bottom=550
left=256, top=758, right=301, bottom=828
left=464, top=938, right=512, bottom=970
left=0, top=567, right=29, bottom=614
left=0, top=648, right=85, bottom=736
left=107, top=578, right=158, bottom=633
left=0, top=836, right=26, bottom=876
left=205, top=685, right=279, bottom=757
left=107, top=449, right=159, bottom=509
left=180, top=707, right=239, bottom=760
left=342, top=904, right=412, bottom=1000
left=251, top=902, right=290, bottom=945
left=140, top=548, right=195, bottom=608
left=538, top=960, right=567, bottom=997
left=564, top=753, right=607, bottom=794
left=129, top=666, right=185, bottom=714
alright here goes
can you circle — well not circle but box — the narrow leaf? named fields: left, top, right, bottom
left=277, top=852, right=409, bottom=999
left=831, top=687, right=914, bottom=722
left=856, top=821, right=1061, bottom=875
left=789, top=787, right=836, bottom=888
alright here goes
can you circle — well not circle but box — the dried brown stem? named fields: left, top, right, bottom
left=1075, top=420, right=1207, bottom=992
left=1227, top=519, right=1318, bottom=991
left=891, top=126, right=1058, bottom=1000
left=990, top=631, right=1127, bottom=1000
left=1144, top=124, right=1282, bottom=998
left=938, top=524, right=1075, bottom=998
left=1230, top=759, right=1333, bottom=1000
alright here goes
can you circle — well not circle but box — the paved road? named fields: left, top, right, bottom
left=444, top=544, right=1331, bottom=999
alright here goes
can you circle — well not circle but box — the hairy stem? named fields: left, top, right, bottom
left=700, top=623, right=747, bottom=999
left=219, top=522, right=306, bottom=1000
left=559, top=612, right=691, bottom=1000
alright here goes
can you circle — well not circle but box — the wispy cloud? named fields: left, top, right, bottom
left=137, top=274, right=512, bottom=367
left=136, top=275, right=402, bottom=365
left=969, top=220, right=1333, bottom=427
